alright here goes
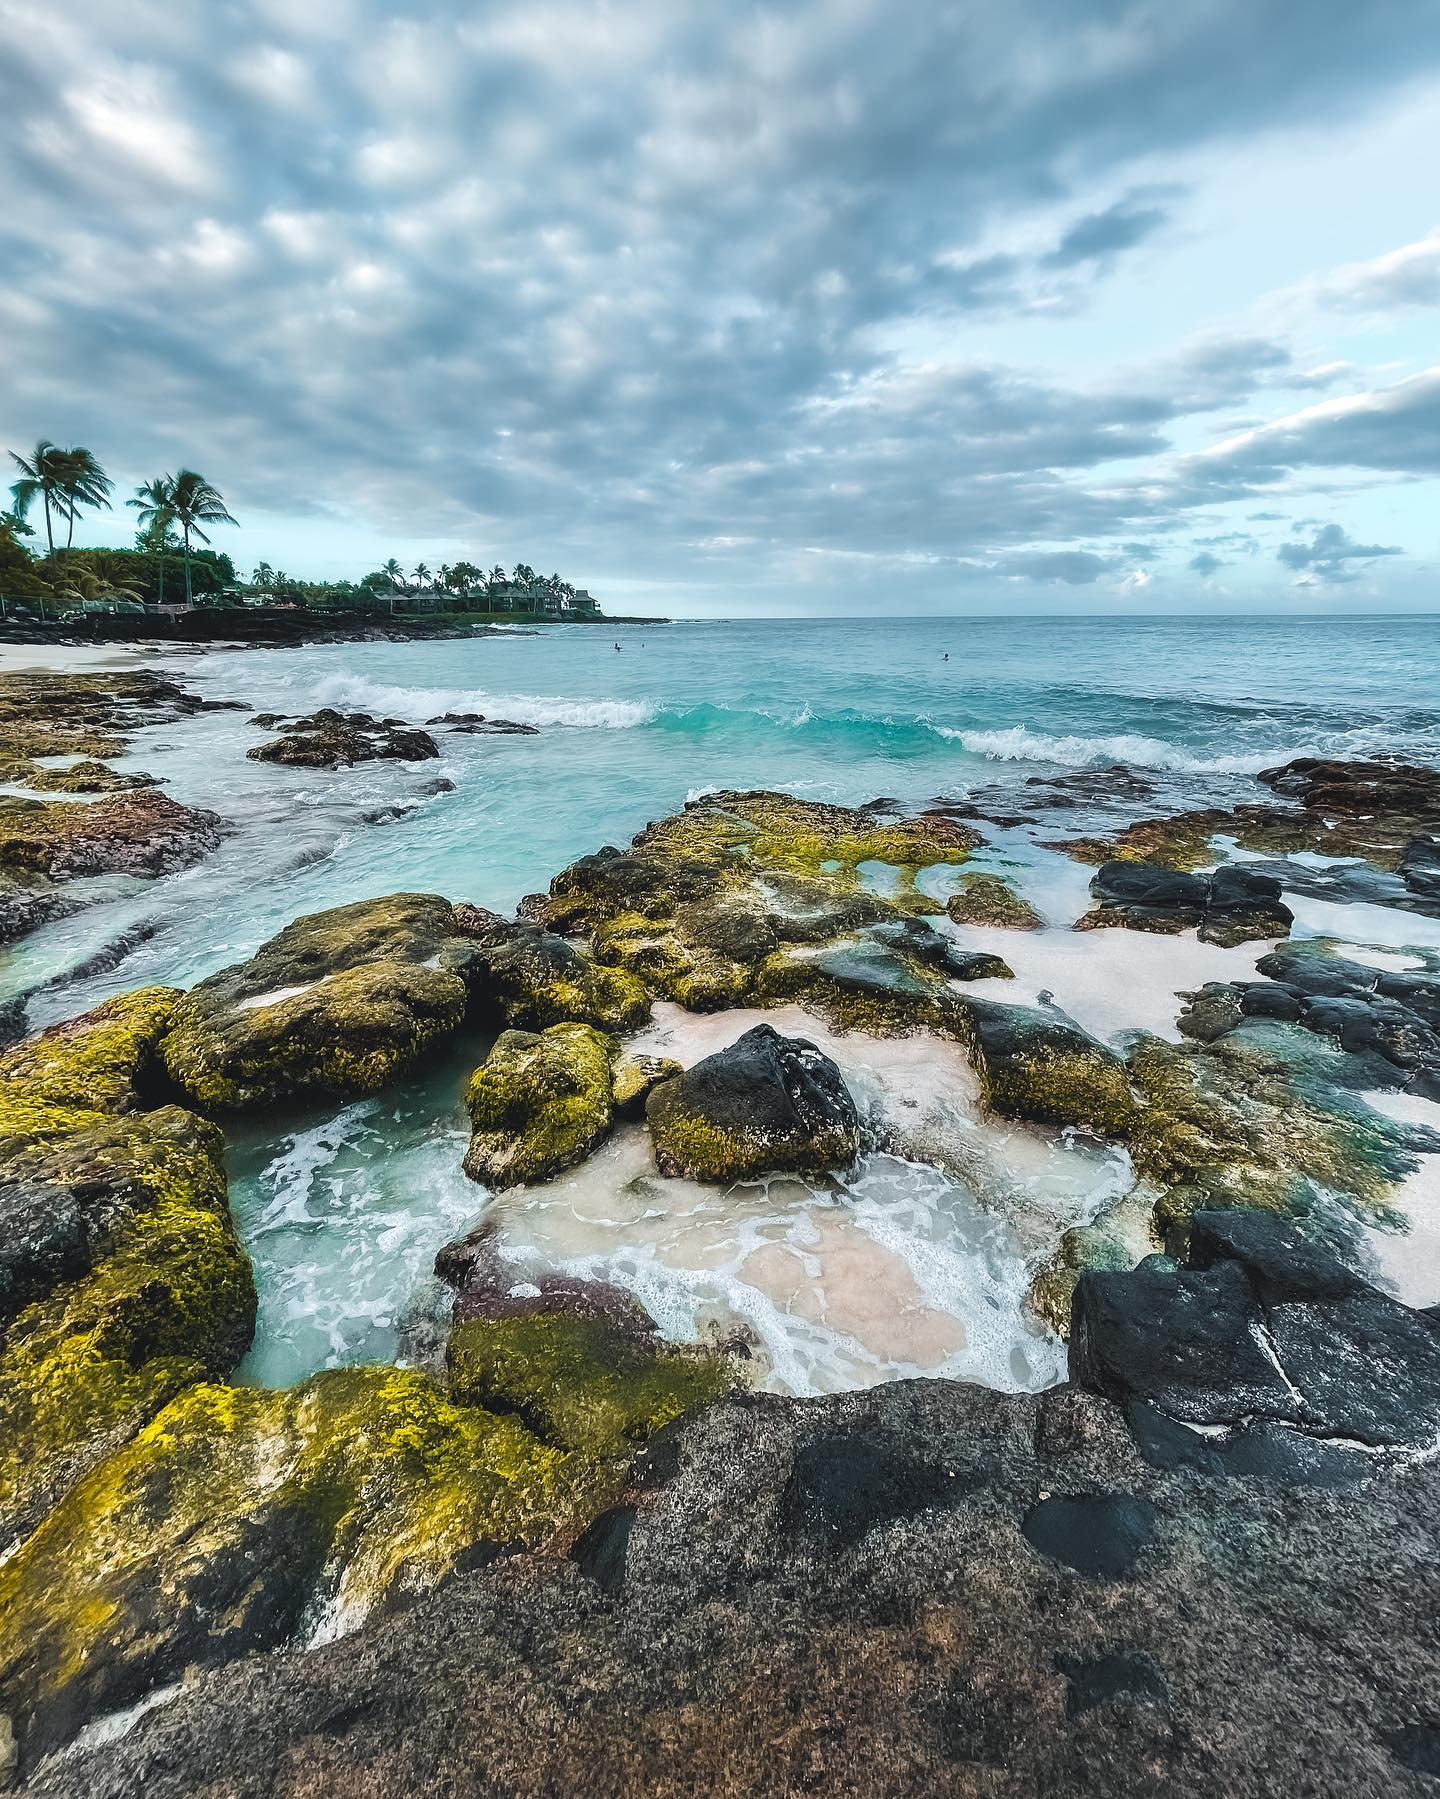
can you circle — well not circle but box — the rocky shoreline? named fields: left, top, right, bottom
left=1, top=698, right=1439, bottom=1792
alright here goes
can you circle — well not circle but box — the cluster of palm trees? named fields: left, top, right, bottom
left=370, top=558, right=583, bottom=609
left=7, top=441, right=237, bottom=608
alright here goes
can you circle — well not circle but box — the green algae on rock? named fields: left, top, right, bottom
left=945, top=870, right=1045, bottom=930
left=523, top=791, right=981, bottom=1025
left=20, top=762, right=159, bottom=795
left=464, top=1023, right=617, bottom=1189
left=646, top=1022, right=861, bottom=1183
left=447, top=1311, right=735, bottom=1458
left=161, top=893, right=476, bottom=1111
left=459, top=907, right=651, bottom=1032
left=0, top=991, right=256, bottom=1544
left=0, top=1312, right=737, bottom=1771
left=949, top=997, right=1139, bottom=1136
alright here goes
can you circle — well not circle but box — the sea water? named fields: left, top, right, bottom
left=8, top=614, right=1440, bottom=1390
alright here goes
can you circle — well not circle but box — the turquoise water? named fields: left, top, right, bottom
left=10, top=615, right=1440, bottom=1393
left=17, top=614, right=1440, bottom=1007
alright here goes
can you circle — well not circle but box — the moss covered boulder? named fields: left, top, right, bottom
left=525, top=792, right=980, bottom=1022
left=0, top=1309, right=736, bottom=1772
left=161, top=893, right=477, bottom=1111
left=0, top=991, right=256, bottom=1544
left=459, top=907, right=650, bottom=1032
left=646, top=1023, right=861, bottom=1182
left=464, top=1023, right=617, bottom=1189
left=950, top=997, right=1138, bottom=1135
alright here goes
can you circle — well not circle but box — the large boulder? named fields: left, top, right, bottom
left=459, top=908, right=650, bottom=1033
left=463, top=1024, right=617, bottom=1189
left=0, top=991, right=256, bottom=1546
left=1070, top=1208, right=1440, bottom=1475
left=161, top=894, right=476, bottom=1111
left=645, top=1023, right=860, bottom=1182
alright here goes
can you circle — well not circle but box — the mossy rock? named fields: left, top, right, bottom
left=464, top=913, right=651, bottom=1032
left=646, top=1023, right=861, bottom=1182
left=447, top=1312, right=736, bottom=1458
left=23, top=762, right=157, bottom=795
left=161, top=893, right=476, bottom=1111
left=0, top=1365, right=605, bottom=1769
left=946, top=873, right=1044, bottom=930
left=1124, top=1035, right=1414, bottom=1230
left=951, top=998, right=1138, bottom=1136
left=611, top=1052, right=682, bottom=1116
left=0, top=991, right=257, bottom=1541
left=464, top=1024, right=617, bottom=1189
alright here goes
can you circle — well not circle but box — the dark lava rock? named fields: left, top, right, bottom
left=1179, top=941, right=1440, bottom=1096
left=1070, top=1208, right=1440, bottom=1468
left=645, top=1023, right=860, bottom=1182
left=1077, top=859, right=1292, bottom=946
left=1257, top=754, right=1440, bottom=824
left=436, top=1227, right=660, bottom=1339
left=34, top=1375, right=1440, bottom=1799
left=247, top=709, right=440, bottom=769
left=865, top=916, right=1012, bottom=981
left=445, top=720, right=540, bottom=736
left=1021, top=1492, right=1158, bottom=1579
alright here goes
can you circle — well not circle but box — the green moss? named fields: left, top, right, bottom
left=945, top=873, right=1044, bottom=930
left=22, top=761, right=155, bottom=795
left=0, top=1363, right=608, bottom=1764
left=0, top=986, right=182, bottom=1118
left=610, top=1053, right=682, bottom=1115
left=0, top=991, right=257, bottom=1537
left=949, top=999, right=1138, bottom=1135
left=447, top=1312, right=734, bottom=1457
left=464, top=1023, right=616, bottom=1188
left=1124, top=1035, right=1410, bottom=1231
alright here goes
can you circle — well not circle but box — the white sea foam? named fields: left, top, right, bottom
left=939, top=723, right=1291, bottom=774
left=310, top=672, right=656, bottom=730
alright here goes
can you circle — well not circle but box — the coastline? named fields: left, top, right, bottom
left=1, top=630, right=1439, bottom=1792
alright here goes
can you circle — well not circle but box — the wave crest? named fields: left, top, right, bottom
left=940, top=724, right=1284, bottom=774
left=311, top=673, right=655, bottom=730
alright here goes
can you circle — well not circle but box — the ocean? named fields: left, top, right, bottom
left=9, top=614, right=1440, bottom=1395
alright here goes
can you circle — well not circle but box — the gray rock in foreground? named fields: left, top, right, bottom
left=29, top=1370, right=1440, bottom=1799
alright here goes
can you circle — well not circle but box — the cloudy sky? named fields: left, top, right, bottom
left=3, top=0, right=1440, bottom=615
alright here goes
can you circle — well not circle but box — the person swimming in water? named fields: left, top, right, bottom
left=614, top=642, right=621, bottom=651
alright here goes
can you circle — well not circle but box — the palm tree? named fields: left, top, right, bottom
left=8, top=440, right=71, bottom=557
left=128, top=475, right=176, bottom=606
left=412, top=562, right=432, bottom=591
left=167, top=469, right=238, bottom=607
left=381, top=558, right=405, bottom=593
left=56, top=448, right=112, bottom=552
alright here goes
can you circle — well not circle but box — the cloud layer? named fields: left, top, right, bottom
left=2, top=0, right=1439, bottom=608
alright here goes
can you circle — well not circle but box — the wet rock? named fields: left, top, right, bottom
left=0, top=788, right=224, bottom=881
left=777, top=1430, right=984, bottom=1551
left=945, top=871, right=1044, bottom=930
left=436, top=1228, right=659, bottom=1339
left=21, top=761, right=158, bottom=795
left=951, top=997, right=1138, bottom=1134
left=865, top=916, right=1013, bottom=980
left=161, top=893, right=476, bottom=1111
left=1021, top=1492, right=1157, bottom=1579
left=1256, top=754, right=1440, bottom=827
left=444, top=720, right=540, bottom=736
left=0, top=991, right=255, bottom=1546
left=463, top=1023, right=617, bottom=1189
left=1075, top=860, right=1292, bottom=946
left=610, top=1051, right=681, bottom=1116
left=1070, top=1208, right=1440, bottom=1465
left=248, top=709, right=439, bottom=768
left=646, top=1023, right=860, bottom=1181
left=458, top=909, right=651, bottom=1033
left=1176, top=941, right=1440, bottom=1096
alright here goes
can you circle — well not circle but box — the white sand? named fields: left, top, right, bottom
left=0, top=642, right=161, bottom=675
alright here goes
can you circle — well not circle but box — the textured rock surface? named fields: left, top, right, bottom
left=463, top=1023, right=617, bottom=1189
left=951, top=997, right=1138, bottom=1135
left=247, top=708, right=439, bottom=768
left=1075, top=859, right=1293, bottom=946
left=646, top=1022, right=861, bottom=1181
left=161, top=894, right=477, bottom=1111
left=28, top=1369, right=1440, bottom=1798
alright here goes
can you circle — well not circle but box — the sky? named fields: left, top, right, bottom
left=2, top=1, right=1440, bottom=617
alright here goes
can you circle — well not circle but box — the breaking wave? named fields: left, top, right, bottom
left=310, top=673, right=657, bottom=730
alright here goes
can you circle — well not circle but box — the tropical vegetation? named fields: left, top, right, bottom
left=3, top=437, right=599, bottom=622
